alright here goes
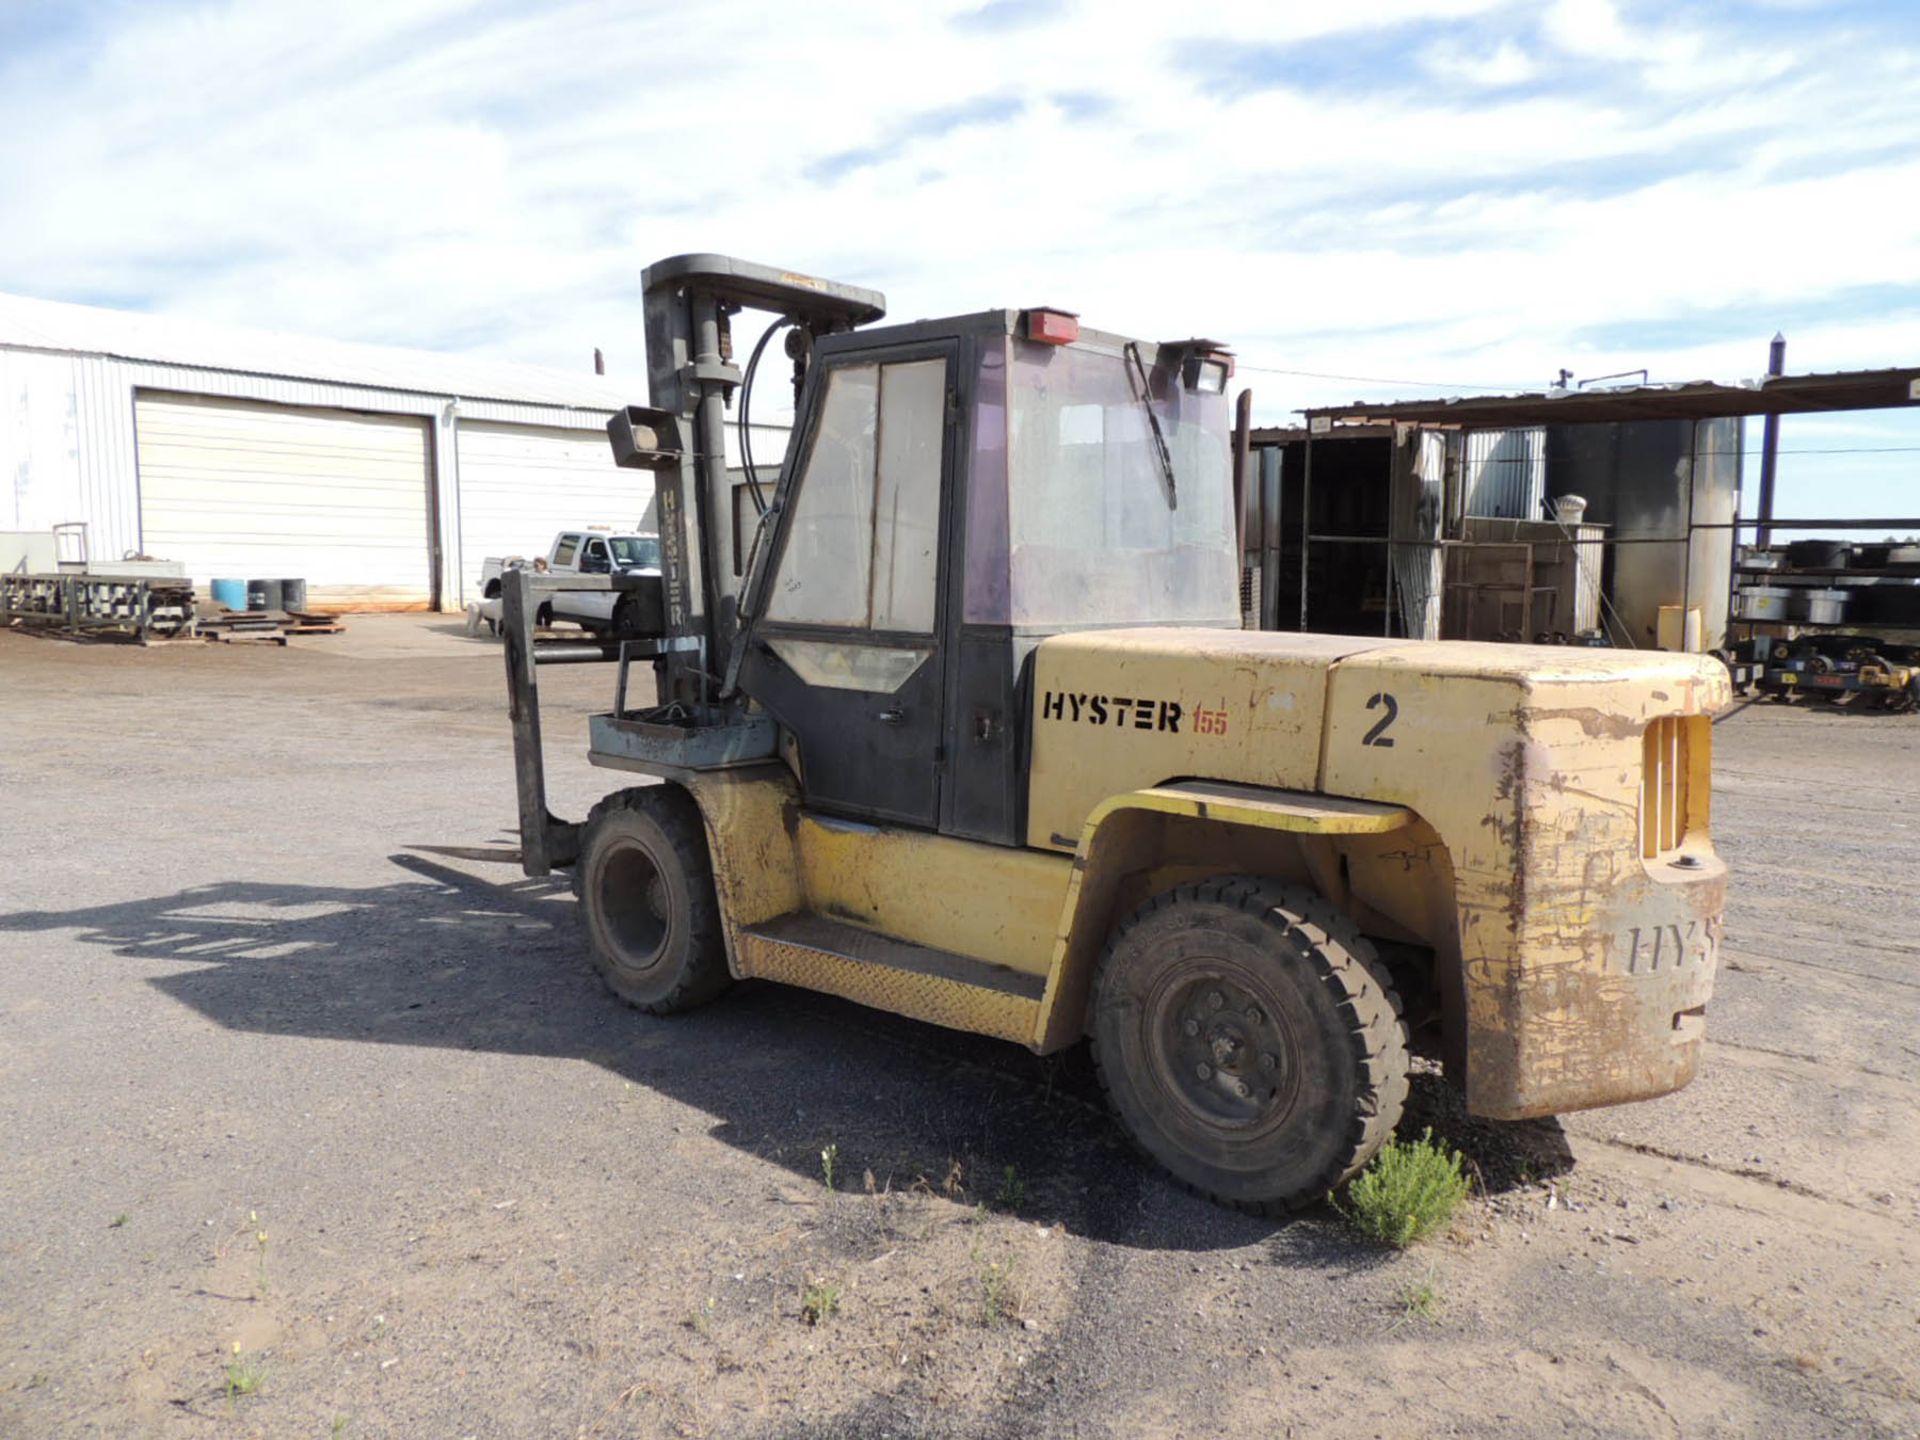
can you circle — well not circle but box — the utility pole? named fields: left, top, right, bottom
left=1755, top=333, right=1786, bottom=549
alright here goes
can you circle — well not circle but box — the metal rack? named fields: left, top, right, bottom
left=1, top=571, right=198, bottom=643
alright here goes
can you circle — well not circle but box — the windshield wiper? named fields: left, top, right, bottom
left=1124, top=341, right=1178, bottom=509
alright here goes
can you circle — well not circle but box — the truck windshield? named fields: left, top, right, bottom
left=966, top=339, right=1238, bottom=629
left=608, top=536, right=661, bottom=569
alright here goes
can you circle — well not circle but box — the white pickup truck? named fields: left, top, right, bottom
left=480, top=530, right=662, bottom=633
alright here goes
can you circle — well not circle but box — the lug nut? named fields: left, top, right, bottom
left=1207, top=991, right=1225, bottom=1011
left=1260, top=1053, right=1277, bottom=1072
left=1182, top=1019, right=1199, bottom=1037
left=1234, top=1080, right=1251, bottom=1098
left=1196, top=1063, right=1213, bottom=1080
left=1245, top=1007, right=1263, bottom=1025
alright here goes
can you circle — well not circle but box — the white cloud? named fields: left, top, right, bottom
left=1422, top=37, right=1538, bottom=86
left=0, top=0, right=1914, bottom=435
left=1543, top=0, right=1636, bottom=59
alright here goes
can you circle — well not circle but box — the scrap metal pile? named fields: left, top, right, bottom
left=1718, top=633, right=1920, bottom=711
left=1, top=570, right=197, bottom=643
left=1, top=571, right=344, bottom=646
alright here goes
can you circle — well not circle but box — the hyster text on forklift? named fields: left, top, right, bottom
left=501, top=254, right=1729, bottom=1213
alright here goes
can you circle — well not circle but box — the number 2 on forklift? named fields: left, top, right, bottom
left=507, top=255, right=1733, bottom=1215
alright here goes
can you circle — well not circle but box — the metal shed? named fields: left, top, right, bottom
left=1245, top=365, right=1920, bottom=650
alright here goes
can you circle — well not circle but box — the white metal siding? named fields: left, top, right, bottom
left=1462, top=428, right=1546, bottom=519
left=454, top=421, right=653, bottom=601
left=134, top=393, right=433, bottom=610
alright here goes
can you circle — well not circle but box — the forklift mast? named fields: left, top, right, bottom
left=619, top=255, right=886, bottom=709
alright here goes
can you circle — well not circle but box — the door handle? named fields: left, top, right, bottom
left=876, top=707, right=904, bottom=725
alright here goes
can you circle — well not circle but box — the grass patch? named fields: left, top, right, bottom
left=969, top=1241, right=1024, bottom=1328
left=995, top=1166, right=1025, bottom=1212
left=108, top=1213, right=129, bottom=1229
left=684, top=1296, right=717, bottom=1336
left=800, top=1281, right=841, bottom=1326
left=1341, top=1130, right=1471, bottom=1249
left=1398, top=1271, right=1442, bottom=1323
left=224, top=1353, right=268, bottom=1405
left=981, top=1261, right=1014, bottom=1325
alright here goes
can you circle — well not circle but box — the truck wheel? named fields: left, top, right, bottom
left=575, top=786, right=730, bottom=1014
left=1089, top=876, right=1409, bottom=1214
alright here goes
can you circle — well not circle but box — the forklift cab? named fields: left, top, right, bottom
left=733, top=310, right=1239, bottom=847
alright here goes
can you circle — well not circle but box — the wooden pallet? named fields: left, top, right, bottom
left=285, top=611, right=347, bottom=635
left=197, top=606, right=344, bottom=641
left=198, top=614, right=287, bottom=644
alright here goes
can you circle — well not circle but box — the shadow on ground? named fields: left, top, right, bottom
left=1, top=851, right=1565, bottom=1253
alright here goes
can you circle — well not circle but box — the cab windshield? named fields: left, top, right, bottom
left=965, top=338, right=1238, bottom=629
left=609, top=535, right=661, bottom=569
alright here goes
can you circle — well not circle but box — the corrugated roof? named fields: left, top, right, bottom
left=0, top=290, right=635, bottom=411
left=1302, top=367, right=1920, bottom=429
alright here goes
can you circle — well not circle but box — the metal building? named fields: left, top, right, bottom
left=0, top=292, right=788, bottom=611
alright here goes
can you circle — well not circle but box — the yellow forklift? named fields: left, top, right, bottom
left=502, top=255, right=1729, bottom=1212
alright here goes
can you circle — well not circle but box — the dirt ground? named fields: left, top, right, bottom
left=1, top=615, right=1916, bottom=1440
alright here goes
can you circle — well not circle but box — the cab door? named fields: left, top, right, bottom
left=571, top=535, right=616, bottom=624
left=738, top=346, right=954, bottom=828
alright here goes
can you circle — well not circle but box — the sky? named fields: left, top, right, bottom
left=1, top=0, right=1917, bottom=520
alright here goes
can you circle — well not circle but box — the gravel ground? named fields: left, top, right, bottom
left=1, top=616, right=1916, bottom=1439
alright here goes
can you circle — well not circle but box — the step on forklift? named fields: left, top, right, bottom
left=502, top=254, right=1731, bottom=1213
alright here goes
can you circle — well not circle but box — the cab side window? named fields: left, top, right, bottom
left=553, top=535, right=580, bottom=568
left=767, top=358, right=944, bottom=634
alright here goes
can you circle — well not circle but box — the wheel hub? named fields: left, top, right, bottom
left=1153, top=972, right=1299, bottom=1131
left=598, top=840, right=672, bottom=973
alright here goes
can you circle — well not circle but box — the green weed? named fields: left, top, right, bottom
left=820, top=1143, right=839, bottom=1192
left=978, top=1255, right=1021, bottom=1327
left=224, top=1352, right=268, bottom=1406
left=1340, top=1130, right=1471, bottom=1249
left=995, top=1166, right=1025, bottom=1212
left=251, top=1212, right=271, bottom=1296
left=801, top=1281, right=841, bottom=1326
left=1399, top=1271, right=1442, bottom=1323
left=108, top=1213, right=129, bottom=1229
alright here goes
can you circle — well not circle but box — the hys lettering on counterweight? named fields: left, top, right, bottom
left=1041, top=691, right=1184, bottom=734
left=1619, top=914, right=1723, bottom=975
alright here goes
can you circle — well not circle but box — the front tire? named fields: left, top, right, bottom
left=576, top=786, right=730, bottom=1014
left=1090, top=876, right=1409, bottom=1214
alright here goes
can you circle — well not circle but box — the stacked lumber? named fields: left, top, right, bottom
left=196, top=607, right=346, bottom=644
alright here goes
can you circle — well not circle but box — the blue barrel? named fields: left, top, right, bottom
left=278, top=578, right=308, bottom=613
left=210, top=578, right=247, bottom=611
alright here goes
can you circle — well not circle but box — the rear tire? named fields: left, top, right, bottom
left=576, top=786, right=730, bottom=1014
left=1090, top=876, right=1409, bottom=1214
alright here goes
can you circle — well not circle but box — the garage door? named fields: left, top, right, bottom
left=455, top=421, right=651, bottom=602
left=135, top=393, right=434, bottom=610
